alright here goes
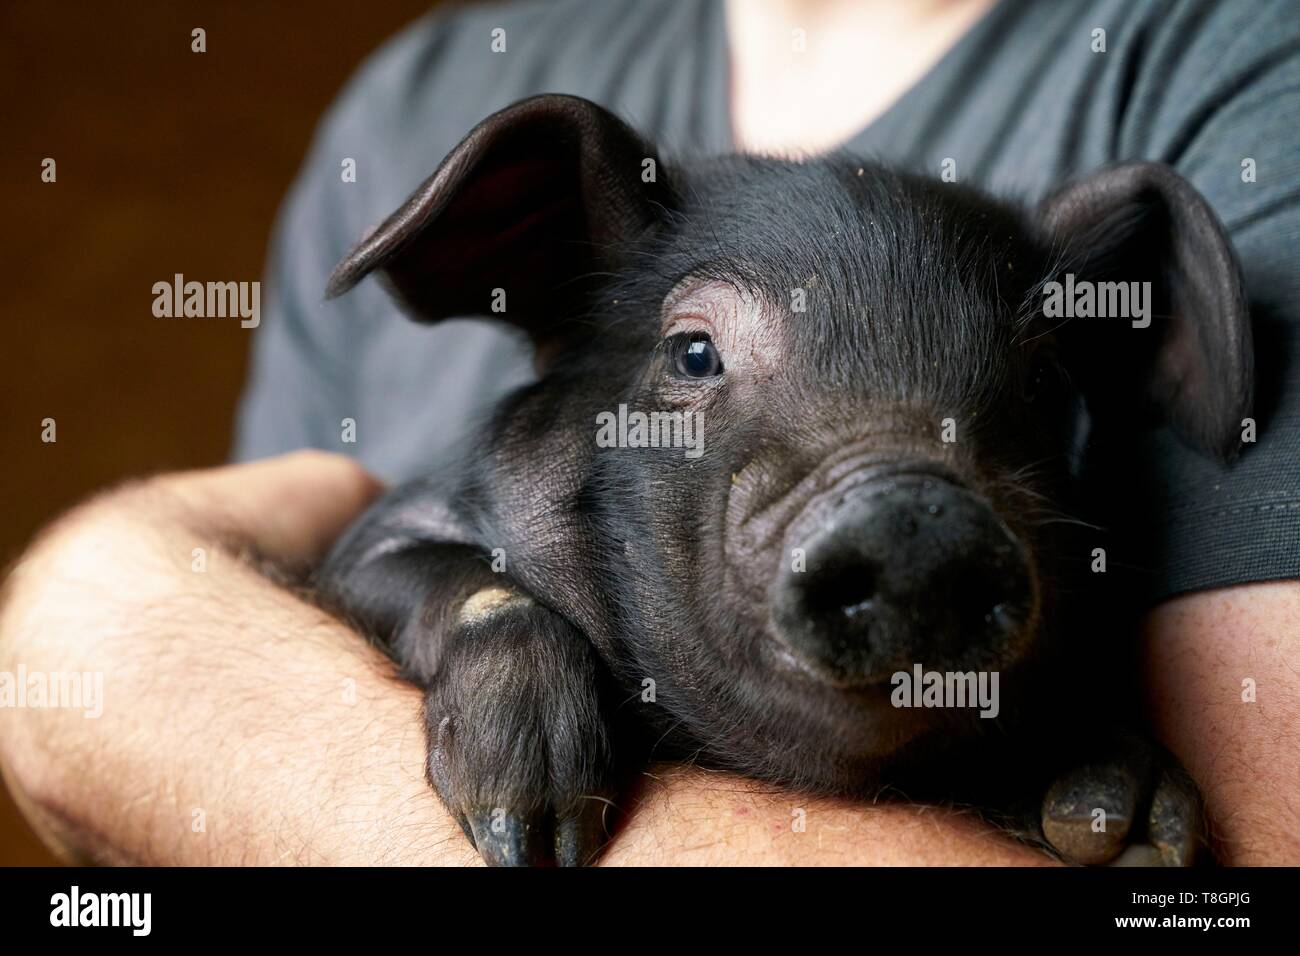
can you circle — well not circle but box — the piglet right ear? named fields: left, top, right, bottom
left=1035, top=163, right=1253, bottom=461
left=326, top=94, right=675, bottom=352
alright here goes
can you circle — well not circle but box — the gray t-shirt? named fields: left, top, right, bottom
left=234, top=0, right=1300, bottom=602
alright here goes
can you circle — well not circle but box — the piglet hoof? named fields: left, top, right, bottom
left=423, top=601, right=620, bottom=866
left=1040, top=733, right=1206, bottom=867
left=459, top=795, right=611, bottom=868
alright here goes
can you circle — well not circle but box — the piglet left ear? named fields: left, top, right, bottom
left=326, top=94, right=675, bottom=355
left=1035, top=162, right=1253, bottom=461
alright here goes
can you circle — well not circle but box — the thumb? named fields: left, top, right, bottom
left=160, top=450, right=385, bottom=565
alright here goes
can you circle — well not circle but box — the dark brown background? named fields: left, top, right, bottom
left=0, top=0, right=438, bottom=865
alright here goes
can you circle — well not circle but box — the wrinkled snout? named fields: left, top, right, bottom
left=771, top=473, right=1037, bottom=686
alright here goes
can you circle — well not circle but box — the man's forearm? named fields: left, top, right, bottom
left=607, top=769, right=1055, bottom=866
left=0, top=484, right=476, bottom=865
left=1143, top=582, right=1300, bottom=866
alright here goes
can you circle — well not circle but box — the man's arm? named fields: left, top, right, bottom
left=0, top=452, right=1052, bottom=866
left=0, top=452, right=476, bottom=866
left=1142, top=585, right=1300, bottom=866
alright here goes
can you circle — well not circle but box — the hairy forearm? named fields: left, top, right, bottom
left=607, top=768, right=1055, bottom=865
left=0, top=484, right=476, bottom=865
left=1143, top=582, right=1300, bottom=866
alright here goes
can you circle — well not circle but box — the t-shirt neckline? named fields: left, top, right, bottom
left=708, top=0, right=1017, bottom=157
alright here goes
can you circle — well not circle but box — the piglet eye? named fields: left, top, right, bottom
left=670, top=332, right=724, bottom=379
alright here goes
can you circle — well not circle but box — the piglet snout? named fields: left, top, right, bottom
left=771, top=474, right=1035, bottom=687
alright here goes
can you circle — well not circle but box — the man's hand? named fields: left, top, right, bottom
left=0, top=451, right=1054, bottom=865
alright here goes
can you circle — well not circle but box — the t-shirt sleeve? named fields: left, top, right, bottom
left=1122, top=0, right=1300, bottom=598
left=230, top=15, right=442, bottom=463
left=230, top=145, right=357, bottom=461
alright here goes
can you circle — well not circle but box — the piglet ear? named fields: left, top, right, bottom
left=326, top=94, right=674, bottom=351
left=1035, top=162, right=1253, bottom=461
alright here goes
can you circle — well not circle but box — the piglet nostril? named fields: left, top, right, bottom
left=841, top=596, right=875, bottom=619
left=946, top=570, right=1025, bottom=653
left=803, top=560, right=881, bottom=622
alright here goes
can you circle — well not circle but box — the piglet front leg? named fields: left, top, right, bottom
left=423, top=587, right=621, bottom=867
left=317, top=531, right=623, bottom=866
left=1039, top=727, right=1206, bottom=867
